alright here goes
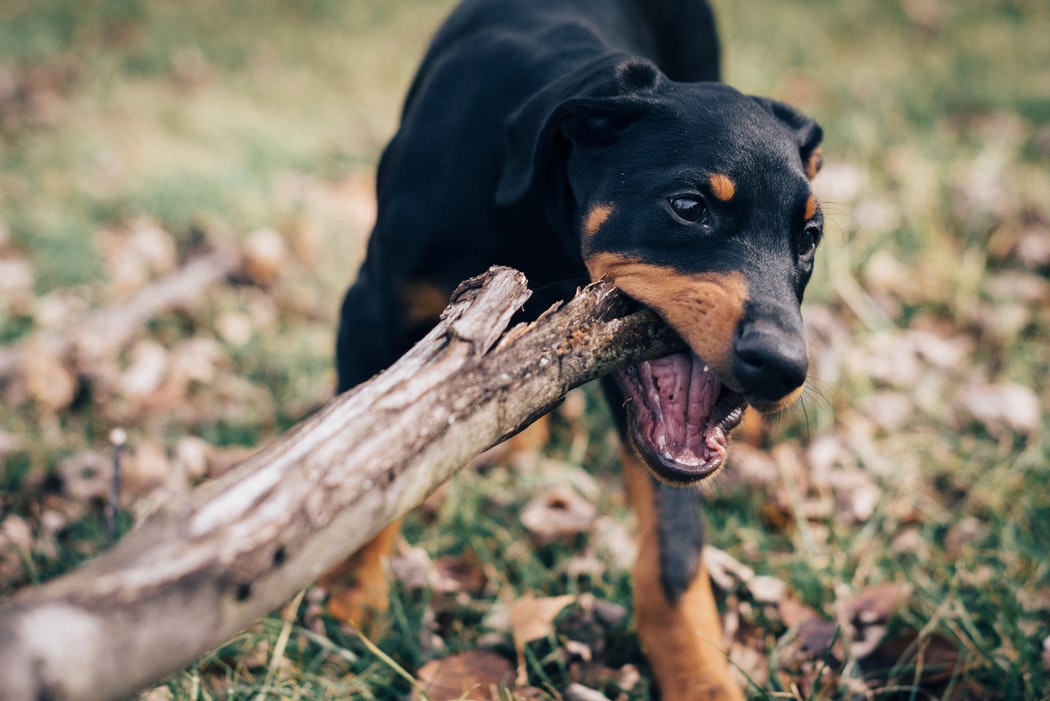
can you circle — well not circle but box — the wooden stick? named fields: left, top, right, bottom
left=0, top=248, right=240, bottom=381
left=0, top=266, right=683, bottom=701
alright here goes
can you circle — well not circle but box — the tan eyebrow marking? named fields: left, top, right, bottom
left=708, top=173, right=736, bottom=202
left=401, top=282, right=451, bottom=322
left=804, top=146, right=823, bottom=181
left=583, top=203, right=614, bottom=238
left=804, top=193, right=818, bottom=221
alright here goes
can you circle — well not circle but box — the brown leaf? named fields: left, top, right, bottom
left=510, top=593, right=575, bottom=646
left=509, top=593, right=575, bottom=685
left=240, top=227, right=288, bottom=285
left=121, top=438, right=175, bottom=500
left=863, top=631, right=969, bottom=693
left=591, top=516, right=635, bottom=571
left=825, top=468, right=881, bottom=524
left=1015, top=222, right=1050, bottom=270
left=57, top=450, right=111, bottom=504
left=432, top=553, right=488, bottom=596
left=564, top=682, right=610, bottom=701
left=96, top=218, right=177, bottom=296
left=944, top=516, right=987, bottom=559
left=172, top=436, right=215, bottom=482
left=21, top=342, right=78, bottom=412
left=0, top=256, right=35, bottom=311
left=166, top=337, right=227, bottom=393
left=520, top=484, right=595, bottom=545
left=1, top=514, right=34, bottom=551
left=775, top=616, right=845, bottom=697
left=955, top=381, right=1041, bottom=438
left=215, top=311, right=254, bottom=347
left=413, top=649, right=514, bottom=701
left=748, top=575, right=788, bottom=604
left=845, top=582, right=910, bottom=626
left=704, top=546, right=755, bottom=592
left=120, top=340, right=169, bottom=399
left=844, top=582, right=912, bottom=659
left=389, top=544, right=432, bottom=591
left=137, top=686, right=174, bottom=701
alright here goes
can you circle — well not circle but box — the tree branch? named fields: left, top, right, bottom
left=0, top=266, right=683, bottom=701
left=0, top=248, right=240, bottom=382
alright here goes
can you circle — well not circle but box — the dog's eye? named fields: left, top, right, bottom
left=799, top=223, right=822, bottom=260
left=669, top=196, right=707, bottom=223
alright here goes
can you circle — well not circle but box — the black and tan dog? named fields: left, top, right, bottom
left=326, top=0, right=823, bottom=697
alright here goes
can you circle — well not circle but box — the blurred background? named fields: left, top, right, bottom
left=1, top=0, right=1048, bottom=698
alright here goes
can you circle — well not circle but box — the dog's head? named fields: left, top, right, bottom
left=497, top=57, right=824, bottom=484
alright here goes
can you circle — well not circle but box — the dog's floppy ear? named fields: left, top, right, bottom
left=751, top=97, right=824, bottom=180
left=496, top=56, right=662, bottom=206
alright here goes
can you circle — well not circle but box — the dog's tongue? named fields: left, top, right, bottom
left=617, top=352, right=745, bottom=483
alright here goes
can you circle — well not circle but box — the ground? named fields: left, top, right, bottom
left=1, top=0, right=1048, bottom=699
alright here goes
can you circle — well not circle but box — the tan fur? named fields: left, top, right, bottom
left=805, top=146, right=823, bottom=181
left=401, top=282, right=451, bottom=323
left=507, top=412, right=551, bottom=454
left=319, top=519, right=401, bottom=631
left=585, top=252, right=748, bottom=381
left=623, top=451, right=744, bottom=700
left=583, top=203, right=614, bottom=238
left=804, top=193, right=818, bottom=221
left=708, top=173, right=736, bottom=202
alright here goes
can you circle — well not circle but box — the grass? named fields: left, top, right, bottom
left=2, top=0, right=1049, bottom=699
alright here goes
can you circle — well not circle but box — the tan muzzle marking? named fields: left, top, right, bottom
left=586, top=252, right=747, bottom=379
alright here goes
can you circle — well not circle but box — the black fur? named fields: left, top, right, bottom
left=335, top=1, right=823, bottom=687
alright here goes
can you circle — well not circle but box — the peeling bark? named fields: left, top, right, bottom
left=0, top=266, right=684, bottom=701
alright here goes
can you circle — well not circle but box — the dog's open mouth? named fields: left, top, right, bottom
left=616, top=351, right=747, bottom=484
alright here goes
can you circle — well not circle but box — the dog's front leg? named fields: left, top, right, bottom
left=624, top=452, right=745, bottom=701
left=319, top=519, right=402, bottom=633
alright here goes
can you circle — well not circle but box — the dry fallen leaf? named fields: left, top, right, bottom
left=509, top=593, right=575, bottom=685
left=413, top=649, right=515, bottom=701
left=96, top=218, right=178, bottom=296
left=704, top=545, right=755, bottom=592
left=121, top=438, right=175, bottom=500
left=520, top=484, right=596, bottom=545
left=389, top=543, right=432, bottom=592
left=825, top=468, right=881, bottom=524
left=862, top=631, right=970, bottom=695
left=1015, top=222, right=1050, bottom=270
left=0, top=256, right=35, bottom=312
left=57, top=450, right=111, bottom=504
left=843, top=582, right=912, bottom=659
left=21, top=342, right=78, bottom=413
left=137, top=686, right=174, bottom=701
left=591, top=516, right=635, bottom=571
left=166, top=337, right=227, bottom=393
left=215, top=311, right=254, bottom=347
left=1, top=514, right=34, bottom=551
left=564, top=682, right=610, bottom=701
left=120, top=339, right=169, bottom=399
left=775, top=616, right=845, bottom=697
left=172, top=436, right=214, bottom=482
left=241, top=227, right=288, bottom=285
left=955, top=381, right=1041, bottom=438
left=748, top=575, right=788, bottom=605
left=432, top=553, right=488, bottom=596
left=778, top=598, right=825, bottom=630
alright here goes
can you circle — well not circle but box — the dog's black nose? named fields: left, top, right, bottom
left=733, top=322, right=808, bottom=407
